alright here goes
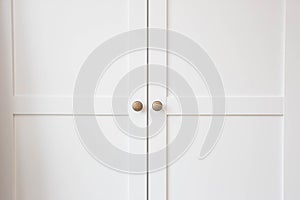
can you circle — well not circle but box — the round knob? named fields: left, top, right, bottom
left=152, top=101, right=163, bottom=111
left=132, top=101, right=143, bottom=112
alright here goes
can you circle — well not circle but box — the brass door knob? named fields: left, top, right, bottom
left=152, top=101, right=163, bottom=111
left=132, top=101, right=143, bottom=112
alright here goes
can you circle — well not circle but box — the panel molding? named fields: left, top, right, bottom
left=13, top=96, right=284, bottom=115
left=13, top=96, right=127, bottom=115
left=167, top=96, right=284, bottom=116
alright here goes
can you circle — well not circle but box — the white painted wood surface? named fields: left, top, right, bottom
left=1, top=0, right=300, bottom=200
left=284, top=0, right=300, bottom=199
left=149, top=0, right=289, bottom=199
left=15, top=116, right=130, bottom=200
left=12, top=96, right=283, bottom=115
left=0, top=0, right=14, bottom=199
left=168, top=116, right=283, bottom=200
left=148, top=0, right=168, bottom=199
left=2, top=0, right=148, bottom=199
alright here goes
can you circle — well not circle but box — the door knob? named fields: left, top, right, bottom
left=132, top=101, right=143, bottom=112
left=152, top=101, right=163, bottom=111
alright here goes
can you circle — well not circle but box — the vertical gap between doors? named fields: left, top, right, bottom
left=146, top=0, right=149, bottom=199
left=166, top=1, right=169, bottom=200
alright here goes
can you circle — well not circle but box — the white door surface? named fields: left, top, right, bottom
left=147, top=0, right=300, bottom=200
left=1, top=0, right=300, bottom=200
left=0, top=0, right=148, bottom=200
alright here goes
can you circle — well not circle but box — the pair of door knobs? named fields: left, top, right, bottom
left=132, top=101, right=163, bottom=112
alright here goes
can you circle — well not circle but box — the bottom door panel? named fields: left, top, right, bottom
left=167, top=116, right=283, bottom=200
left=15, top=116, right=146, bottom=200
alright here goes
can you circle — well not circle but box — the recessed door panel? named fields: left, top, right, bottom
left=14, top=0, right=134, bottom=96
left=15, top=116, right=131, bottom=200
left=168, top=0, right=284, bottom=96
left=167, top=116, right=283, bottom=200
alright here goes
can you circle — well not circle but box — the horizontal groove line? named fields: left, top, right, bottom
left=13, top=114, right=283, bottom=117
left=13, top=114, right=129, bottom=116
left=167, top=114, right=284, bottom=116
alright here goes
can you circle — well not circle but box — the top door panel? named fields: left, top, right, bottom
left=14, top=0, right=141, bottom=96
left=168, top=0, right=285, bottom=96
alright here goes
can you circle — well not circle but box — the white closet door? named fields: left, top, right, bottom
left=0, top=0, right=148, bottom=200
left=148, top=0, right=300, bottom=200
